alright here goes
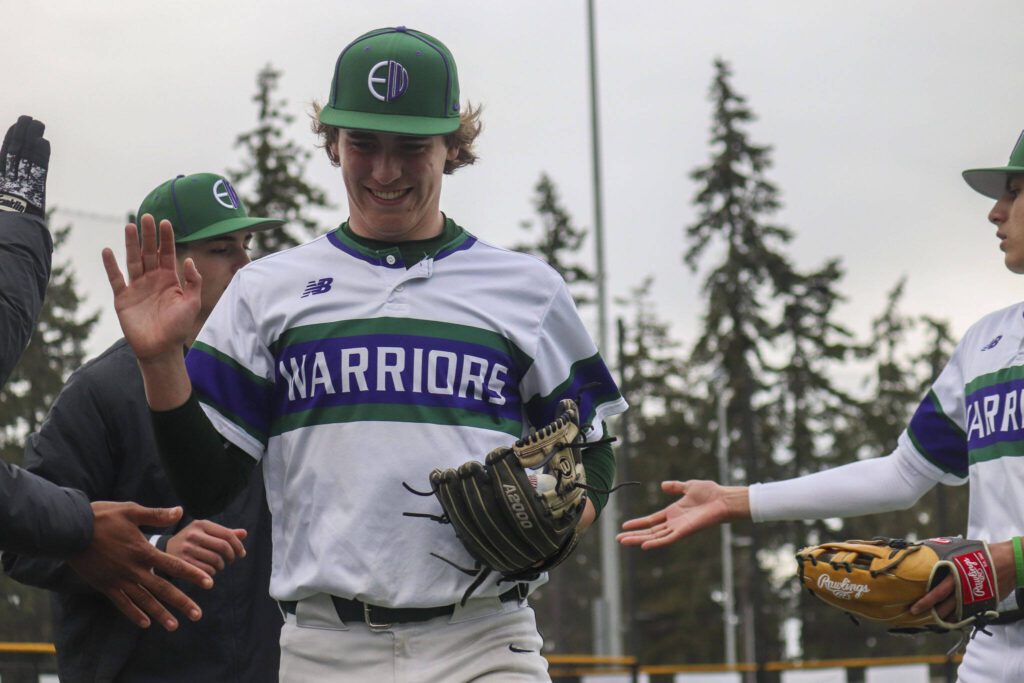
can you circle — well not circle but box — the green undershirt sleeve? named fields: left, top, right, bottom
left=581, top=422, right=616, bottom=517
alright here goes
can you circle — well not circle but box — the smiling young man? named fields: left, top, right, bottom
left=102, top=27, right=627, bottom=682
left=5, top=173, right=285, bottom=682
left=618, top=134, right=1024, bottom=682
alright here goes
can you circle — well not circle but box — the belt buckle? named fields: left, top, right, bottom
left=363, top=603, right=393, bottom=632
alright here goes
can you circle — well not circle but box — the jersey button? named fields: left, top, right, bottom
left=395, top=285, right=405, bottom=292
left=385, top=255, right=397, bottom=265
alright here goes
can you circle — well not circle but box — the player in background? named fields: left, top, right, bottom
left=4, top=173, right=284, bottom=682
left=102, top=26, right=626, bottom=682
left=0, top=115, right=210, bottom=632
left=618, top=132, right=1024, bottom=681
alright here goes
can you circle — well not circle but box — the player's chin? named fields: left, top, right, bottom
left=1004, top=254, right=1024, bottom=274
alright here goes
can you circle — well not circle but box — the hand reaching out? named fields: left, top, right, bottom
left=68, top=502, right=212, bottom=631
left=616, top=480, right=751, bottom=550
left=167, top=519, right=247, bottom=576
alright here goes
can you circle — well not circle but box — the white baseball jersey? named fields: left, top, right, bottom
left=186, top=220, right=627, bottom=607
left=897, top=301, right=1024, bottom=681
left=900, top=301, right=1024, bottom=543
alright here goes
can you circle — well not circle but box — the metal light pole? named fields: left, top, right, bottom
left=586, top=0, right=622, bottom=657
left=715, top=375, right=738, bottom=666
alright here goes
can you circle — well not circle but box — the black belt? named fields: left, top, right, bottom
left=280, top=584, right=526, bottom=630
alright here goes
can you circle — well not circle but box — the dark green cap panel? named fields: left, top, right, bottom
left=136, top=173, right=284, bottom=243
left=320, top=26, right=461, bottom=135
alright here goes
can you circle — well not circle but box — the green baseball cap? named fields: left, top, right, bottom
left=319, top=26, right=461, bottom=136
left=963, top=131, right=1024, bottom=199
left=137, top=173, right=284, bottom=243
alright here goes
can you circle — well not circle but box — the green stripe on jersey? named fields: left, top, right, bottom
left=965, top=365, right=1024, bottom=395
left=269, top=317, right=533, bottom=371
left=969, top=440, right=1024, bottom=465
left=191, top=341, right=274, bottom=389
left=270, top=402, right=523, bottom=438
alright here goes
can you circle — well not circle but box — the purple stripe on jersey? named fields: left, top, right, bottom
left=434, top=235, right=477, bottom=261
left=964, top=379, right=1024, bottom=450
left=907, top=393, right=967, bottom=476
left=525, top=358, right=618, bottom=430
left=186, top=347, right=272, bottom=439
left=326, top=230, right=404, bottom=268
left=272, top=334, right=523, bottom=421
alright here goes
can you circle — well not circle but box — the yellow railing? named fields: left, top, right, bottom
left=0, top=645, right=963, bottom=679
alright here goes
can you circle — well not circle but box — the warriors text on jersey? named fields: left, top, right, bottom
left=185, top=219, right=627, bottom=607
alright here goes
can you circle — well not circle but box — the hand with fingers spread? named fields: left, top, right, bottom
left=616, top=480, right=750, bottom=550
left=68, top=502, right=212, bottom=631
left=102, top=216, right=201, bottom=364
left=167, top=519, right=247, bottom=577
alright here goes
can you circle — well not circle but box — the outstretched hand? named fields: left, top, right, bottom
left=167, top=519, right=248, bottom=576
left=616, top=480, right=750, bottom=550
left=68, top=502, right=212, bottom=631
left=101, top=215, right=201, bottom=363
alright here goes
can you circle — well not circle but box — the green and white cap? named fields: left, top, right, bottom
left=319, top=26, right=461, bottom=136
left=137, top=173, right=284, bottom=243
left=963, top=131, right=1024, bottom=199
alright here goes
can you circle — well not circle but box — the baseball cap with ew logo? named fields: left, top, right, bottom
left=136, top=173, right=284, bottom=243
left=318, top=26, right=461, bottom=136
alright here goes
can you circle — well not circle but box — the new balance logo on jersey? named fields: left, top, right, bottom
left=301, top=278, right=333, bottom=298
left=981, top=335, right=1003, bottom=351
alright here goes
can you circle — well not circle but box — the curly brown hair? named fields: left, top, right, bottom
left=310, top=102, right=483, bottom=174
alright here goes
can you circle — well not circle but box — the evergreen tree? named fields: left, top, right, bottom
left=229, top=64, right=331, bottom=257
left=765, top=259, right=886, bottom=658
left=684, top=57, right=797, bottom=670
left=513, top=173, right=595, bottom=308
left=846, top=278, right=920, bottom=458
left=515, top=173, right=602, bottom=654
left=0, top=217, right=98, bottom=645
left=795, top=280, right=965, bottom=659
left=771, top=259, right=860, bottom=482
left=613, top=279, right=722, bottom=664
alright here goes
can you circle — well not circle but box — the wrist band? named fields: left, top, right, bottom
left=1012, top=536, right=1024, bottom=588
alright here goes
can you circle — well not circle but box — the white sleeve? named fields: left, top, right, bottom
left=748, top=444, right=944, bottom=522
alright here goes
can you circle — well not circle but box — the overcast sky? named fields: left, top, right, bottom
left=5, top=0, right=1024, bottom=363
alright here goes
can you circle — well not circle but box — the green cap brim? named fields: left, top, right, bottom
left=175, top=217, right=285, bottom=243
left=962, top=166, right=1024, bottom=200
left=318, top=107, right=459, bottom=136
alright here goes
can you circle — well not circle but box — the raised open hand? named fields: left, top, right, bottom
left=616, top=480, right=750, bottom=550
left=101, top=215, right=201, bottom=363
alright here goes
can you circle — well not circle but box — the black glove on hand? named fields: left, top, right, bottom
left=0, top=116, right=50, bottom=216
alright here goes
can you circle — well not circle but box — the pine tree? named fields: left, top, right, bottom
left=0, top=217, right=98, bottom=645
left=796, top=281, right=964, bottom=659
left=229, top=64, right=331, bottom=257
left=613, top=279, right=723, bottom=664
left=684, top=58, right=797, bottom=670
left=513, top=173, right=595, bottom=308
left=515, top=173, right=601, bottom=654
left=848, top=278, right=920, bottom=457
left=766, top=259, right=876, bottom=658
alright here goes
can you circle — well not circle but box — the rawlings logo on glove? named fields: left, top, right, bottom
left=796, top=536, right=1000, bottom=636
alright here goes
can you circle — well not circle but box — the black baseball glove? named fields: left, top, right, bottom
left=406, top=398, right=606, bottom=604
left=0, top=116, right=50, bottom=216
